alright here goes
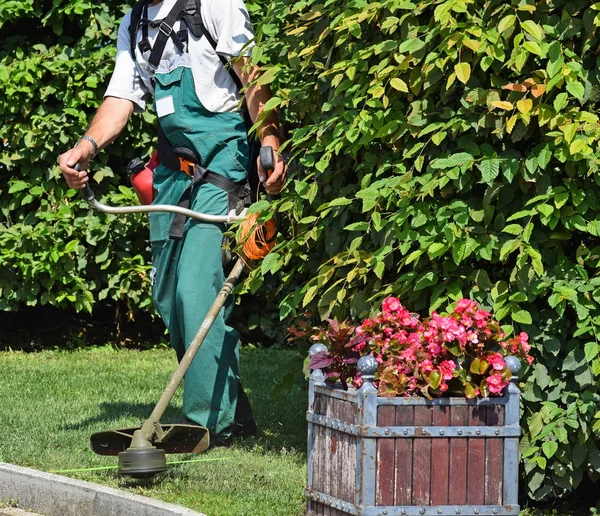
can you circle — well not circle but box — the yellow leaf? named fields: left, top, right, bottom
left=390, top=78, right=409, bottom=93
left=446, top=72, right=457, bottom=89
left=455, top=62, right=471, bottom=84
left=561, top=123, right=578, bottom=143
left=490, top=100, right=514, bottom=110
left=538, top=105, right=552, bottom=127
left=463, top=38, right=481, bottom=52
left=506, top=115, right=518, bottom=134
left=517, top=98, right=533, bottom=114
left=569, top=138, right=586, bottom=154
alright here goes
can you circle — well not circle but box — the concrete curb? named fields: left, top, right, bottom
left=0, top=463, right=206, bottom=516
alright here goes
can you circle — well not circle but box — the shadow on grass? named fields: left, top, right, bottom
left=58, top=383, right=308, bottom=456
left=59, top=402, right=184, bottom=431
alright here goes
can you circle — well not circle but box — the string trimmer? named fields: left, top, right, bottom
left=80, top=147, right=279, bottom=478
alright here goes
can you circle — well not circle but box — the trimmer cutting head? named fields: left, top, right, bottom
left=118, top=447, right=167, bottom=478
left=91, top=423, right=210, bottom=478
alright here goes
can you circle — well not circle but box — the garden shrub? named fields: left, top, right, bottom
left=0, top=0, right=156, bottom=313
left=249, top=0, right=600, bottom=504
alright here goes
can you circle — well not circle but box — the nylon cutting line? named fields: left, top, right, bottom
left=49, top=456, right=233, bottom=474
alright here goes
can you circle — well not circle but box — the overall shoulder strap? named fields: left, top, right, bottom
left=129, top=0, right=150, bottom=58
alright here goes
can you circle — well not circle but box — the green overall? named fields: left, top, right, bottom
left=149, top=66, right=253, bottom=440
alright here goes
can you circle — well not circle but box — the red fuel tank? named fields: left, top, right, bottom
left=129, top=151, right=159, bottom=205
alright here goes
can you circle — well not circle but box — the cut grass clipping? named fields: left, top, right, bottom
left=0, top=347, right=306, bottom=516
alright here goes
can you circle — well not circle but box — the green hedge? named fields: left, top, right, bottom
left=2, top=0, right=600, bottom=505
left=0, top=0, right=156, bottom=313
left=248, top=0, right=600, bottom=504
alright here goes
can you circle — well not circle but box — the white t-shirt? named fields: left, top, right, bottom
left=104, top=0, right=254, bottom=113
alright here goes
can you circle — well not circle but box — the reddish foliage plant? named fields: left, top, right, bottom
left=303, top=297, right=533, bottom=399
left=302, top=318, right=368, bottom=390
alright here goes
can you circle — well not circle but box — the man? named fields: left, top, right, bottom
left=59, top=0, right=286, bottom=443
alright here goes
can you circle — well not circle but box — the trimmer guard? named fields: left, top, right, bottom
left=90, top=424, right=209, bottom=456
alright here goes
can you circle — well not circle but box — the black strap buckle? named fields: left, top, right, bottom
left=159, top=22, right=174, bottom=38
left=137, top=38, right=151, bottom=53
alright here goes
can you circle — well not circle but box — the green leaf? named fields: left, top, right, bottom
left=478, top=158, right=500, bottom=185
left=328, top=197, right=353, bottom=208
left=498, top=14, right=516, bottom=33
left=302, top=285, right=319, bottom=307
left=429, top=370, right=442, bottom=389
left=566, top=81, right=585, bottom=99
left=8, top=181, right=29, bottom=194
left=344, top=221, right=369, bottom=231
left=523, top=41, right=543, bottom=56
left=542, top=441, right=558, bottom=459
left=521, top=20, right=544, bottom=40
left=512, top=309, right=532, bottom=324
left=398, top=38, right=426, bottom=53
left=503, top=224, right=523, bottom=236
left=414, top=271, right=437, bottom=291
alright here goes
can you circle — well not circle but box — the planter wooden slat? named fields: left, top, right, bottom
left=467, top=406, right=487, bottom=505
left=394, top=404, right=413, bottom=506
left=448, top=405, right=468, bottom=505
left=431, top=405, right=450, bottom=505
left=376, top=405, right=395, bottom=506
left=412, top=405, right=433, bottom=506
left=485, top=405, right=505, bottom=505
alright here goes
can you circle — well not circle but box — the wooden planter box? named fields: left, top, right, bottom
left=306, top=352, right=521, bottom=516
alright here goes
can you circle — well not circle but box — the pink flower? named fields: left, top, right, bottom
left=400, top=346, right=416, bottom=362
left=456, top=299, right=478, bottom=313
left=354, top=341, right=367, bottom=352
left=519, top=332, right=531, bottom=352
left=439, top=360, right=456, bottom=380
left=420, top=359, right=434, bottom=373
left=487, top=353, right=506, bottom=371
left=439, top=382, right=449, bottom=392
left=427, top=341, right=443, bottom=356
left=375, top=354, right=383, bottom=364
left=361, top=318, right=375, bottom=330
left=353, top=374, right=363, bottom=388
left=382, top=296, right=402, bottom=313
left=486, top=374, right=509, bottom=394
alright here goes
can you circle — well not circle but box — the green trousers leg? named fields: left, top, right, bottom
left=150, top=182, right=254, bottom=439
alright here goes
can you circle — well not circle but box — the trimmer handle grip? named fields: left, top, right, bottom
left=74, top=163, right=95, bottom=202
left=259, top=146, right=280, bottom=201
left=259, top=146, right=276, bottom=176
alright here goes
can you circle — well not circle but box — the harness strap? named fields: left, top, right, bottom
left=147, top=0, right=188, bottom=69
left=157, top=127, right=251, bottom=240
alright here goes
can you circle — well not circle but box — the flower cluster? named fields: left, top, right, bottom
left=308, top=297, right=533, bottom=399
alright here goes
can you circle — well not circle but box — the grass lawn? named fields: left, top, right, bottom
left=0, top=345, right=588, bottom=516
left=0, top=346, right=307, bottom=516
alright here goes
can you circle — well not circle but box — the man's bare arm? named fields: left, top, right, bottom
left=59, top=96, right=135, bottom=190
left=233, top=58, right=286, bottom=195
